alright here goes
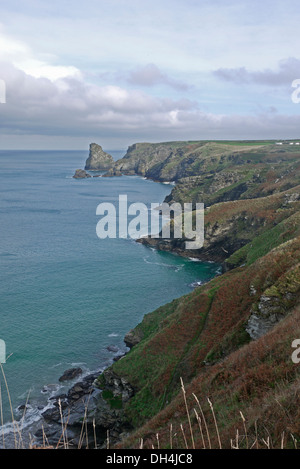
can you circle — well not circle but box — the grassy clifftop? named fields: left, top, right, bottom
left=95, top=140, right=300, bottom=449
left=113, top=141, right=300, bottom=199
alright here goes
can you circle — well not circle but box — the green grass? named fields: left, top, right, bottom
left=102, top=390, right=123, bottom=410
left=212, top=140, right=276, bottom=146
left=226, top=210, right=300, bottom=268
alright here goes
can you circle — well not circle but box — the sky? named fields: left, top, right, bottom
left=0, top=0, right=300, bottom=150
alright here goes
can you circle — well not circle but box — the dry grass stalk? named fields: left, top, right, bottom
left=239, top=411, right=248, bottom=449
left=180, top=377, right=195, bottom=449
left=156, top=433, right=160, bottom=449
left=93, top=418, right=97, bottom=449
left=193, top=408, right=205, bottom=449
left=192, top=393, right=211, bottom=449
left=207, top=397, right=222, bottom=449
left=180, top=423, right=188, bottom=449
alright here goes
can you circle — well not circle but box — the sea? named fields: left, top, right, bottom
left=0, top=149, right=220, bottom=445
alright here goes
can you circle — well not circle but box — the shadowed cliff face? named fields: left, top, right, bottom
left=138, top=185, right=300, bottom=264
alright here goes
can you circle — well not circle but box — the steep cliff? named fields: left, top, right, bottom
left=112, top=140, right=300, bottom=205
left=87, top=140, right=300, bottom=448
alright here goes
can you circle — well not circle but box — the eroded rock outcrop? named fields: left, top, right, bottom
left=38, top=369, right=133, bottom=448
left=97, top=369, right=135, bottom=403
left=85, top=143, right=114, bottom=171
left=124, top=328, right=144, bottom=349
left=246, top=263, right=300, bottom=339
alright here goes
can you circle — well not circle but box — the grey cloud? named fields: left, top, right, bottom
left=0, top=62, right=196, bottom=138
left=1, top=61, right=300, bottom=146
left=127, top=63, right=191, bottom=91
left=214, top=58, right=300, bottom=86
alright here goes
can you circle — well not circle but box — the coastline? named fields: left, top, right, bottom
left=18, top=251, right=219, bottom=449
left=4, top=140, right=299, bottom=448
left=3, top=166, right=221, bottom=449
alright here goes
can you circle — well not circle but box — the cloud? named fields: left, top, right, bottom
left=0, top=61, right=198, bottom=138
left=0, top=30, right=195, bottom=145
left=127, top=64, right=191, bottom=91
left=1, top=26, right=300, bottom=150
left=1, top=59, right=300, bottom=150
left=214, top=58, right=300, bottom=86
left=0, top=30, right=81, bottom=81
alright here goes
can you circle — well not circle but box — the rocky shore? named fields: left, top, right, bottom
left=20, top=334, right=137, bottom=449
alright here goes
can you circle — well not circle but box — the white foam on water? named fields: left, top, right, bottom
left=143, top=256, right=184, bottom=272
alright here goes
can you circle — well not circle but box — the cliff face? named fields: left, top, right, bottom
left=88, top=140, right=300, bottom=448
left=112, top=140, right=300, bottom=203
left=138, top=185, right=300, bottom=263
left=84, top=143, right=114, bottom=171
left=113, top=142, right=182, bottom=178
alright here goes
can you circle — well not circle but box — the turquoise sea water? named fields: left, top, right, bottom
left=0, top=150, right=220, bottom=432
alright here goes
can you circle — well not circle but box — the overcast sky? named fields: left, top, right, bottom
left=0, top=0, right=300, bottom=150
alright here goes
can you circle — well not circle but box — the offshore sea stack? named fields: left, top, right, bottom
left=73, top=168, right=91, bottom=179
left=84, top=143, right=114, bottom=171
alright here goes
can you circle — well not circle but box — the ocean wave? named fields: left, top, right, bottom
left=49, top=362, right=63, bottom=369
left=189, top=280, right=203, bottom=288
left=143, top=256, right=184, bottom=272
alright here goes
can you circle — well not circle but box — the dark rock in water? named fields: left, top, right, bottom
left=17, top=404, right=29, bottom=412
left=49, top=393, right=67, bottom=401
left=73, top=169, right=92, bottom=179
left=41, top=373, right=97, bottom=425
left=41, top=406, right=62, bottom=423
left=85, top=143, right=114, bottom=171
left=58, top=367, right=83, bottom=382
left=36, top=368, right=133, bottom=449
left=107, top=345, right=119, bottom=353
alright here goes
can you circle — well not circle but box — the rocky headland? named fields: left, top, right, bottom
left=58, top=140, right=300, bottom=448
